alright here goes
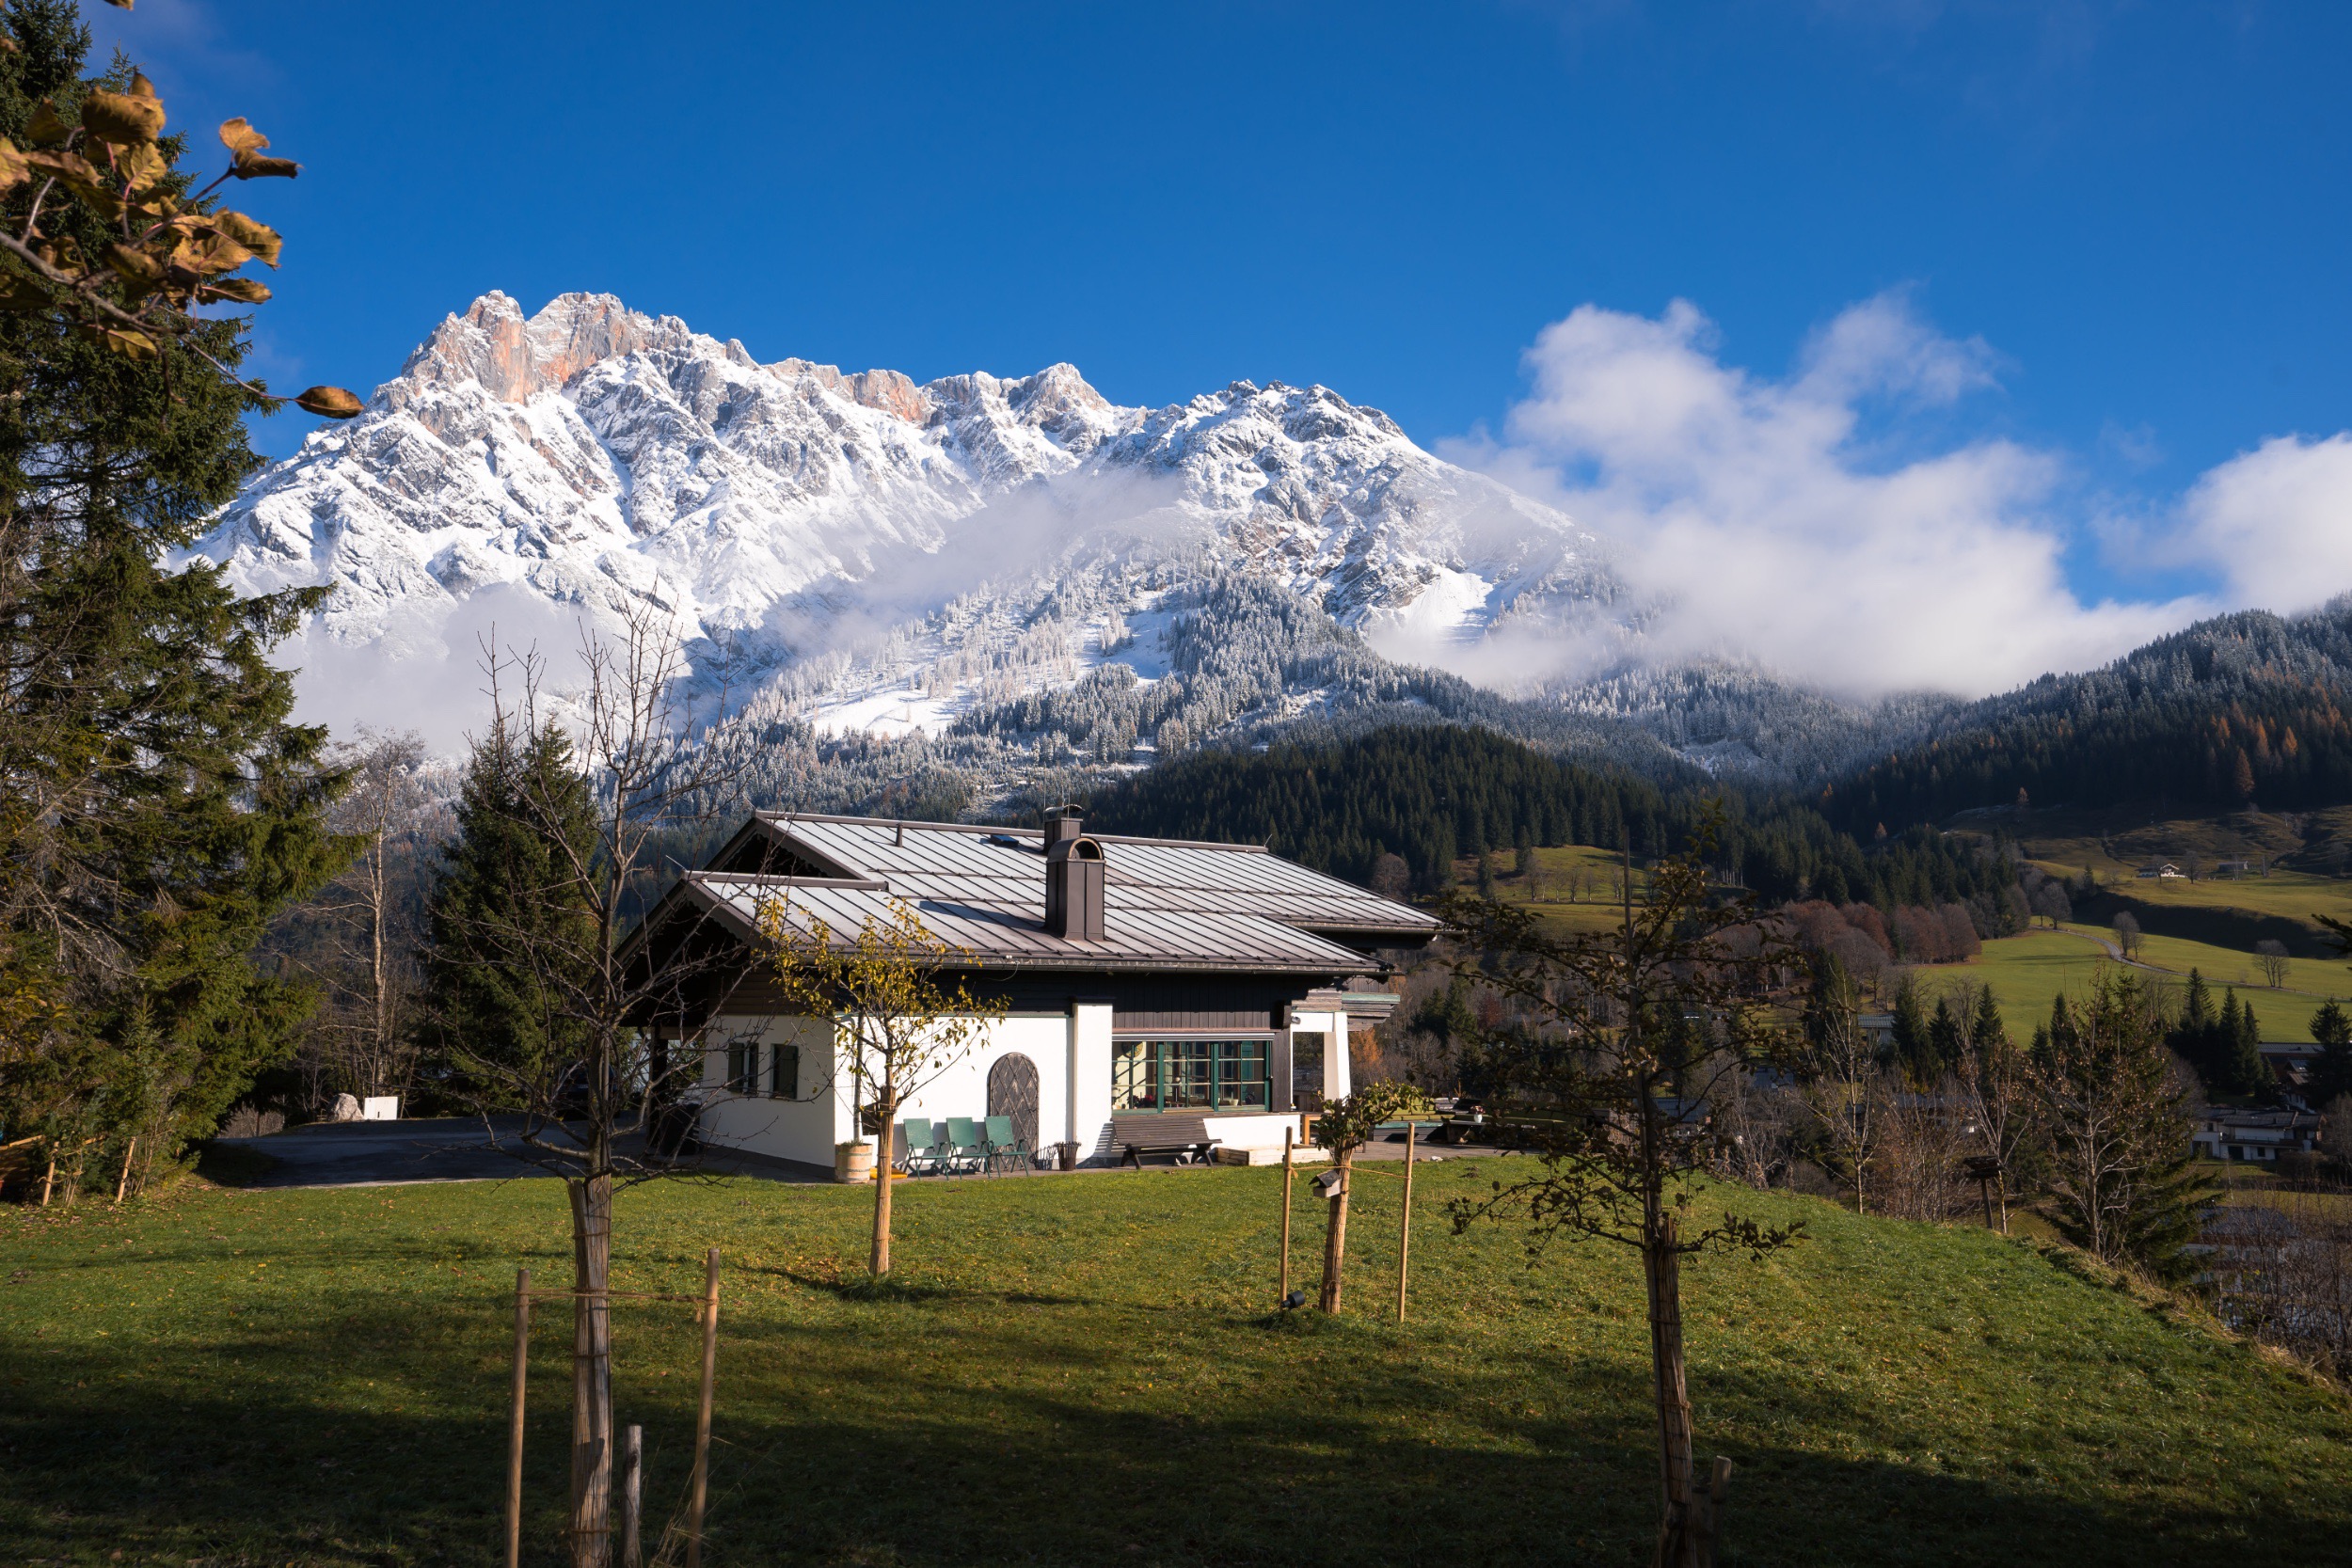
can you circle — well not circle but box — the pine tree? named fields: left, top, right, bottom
left=423, top=721, right=597, bottom=1091
left=1514, top=822, right=1535, bottom=879
left=2308, top=1000, right=2352, bottom=1106
left=1890, top=974, right=1931, bottom=1077
left=2228, top=993, right=2270, bottom=1099
left=2031, top=975, right=2215, bottom=1280
left=1926, top=996, right=1964, bottom=1083
left=0, top=5, right=346, bottom=1175
left=1476, top=846, right=1498, bottom=899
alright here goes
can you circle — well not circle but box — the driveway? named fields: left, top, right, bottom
left=213, top=1116, right=839, bottom=1189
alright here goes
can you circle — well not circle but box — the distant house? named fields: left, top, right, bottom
left=2137, top=861, right=2184, bottom=879
left=2215, top=858, right=2254, bottom=879
left=2192, top=1107, right=2322, bottom=1164
left=623, top=811, right=1439, bottom=1172
left=1857, top=1012, right=1896, bottom=1050
left=2259, top=1042, right=2322, bottom=1098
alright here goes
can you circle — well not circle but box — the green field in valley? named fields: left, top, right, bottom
left=1951, top=927, right=2352, bottom=1044
left=4, top=1167, right=2348, bottom=1566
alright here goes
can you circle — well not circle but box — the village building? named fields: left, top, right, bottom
left=625, top=811, right=1438, bottom=1173
left=2191, top=1107, right=2323, bottom=1164
left=2137, top=861, right=2184, bottom=879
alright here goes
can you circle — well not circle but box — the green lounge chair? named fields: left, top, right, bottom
left=983, top=1114, right=1028, bottom=1175
left=900, top=1118, right=944, bottom=1176
left=943, top=1117, right=986, bottom=1175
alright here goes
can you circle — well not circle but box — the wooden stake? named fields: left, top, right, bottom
left=1396, top=1121, right=1415, bottom=1323
left=39, top=1150, right=55, bottom=1208
left=619, top=1423, right=644, bottom=1568
left=507, top=1267, right=531, bottom=1568
left=1279, top=1127, right=1295, bottom=1306
left=686, top=1247, right=721, bottom=1568
left=113, top=1136, right=135, bottom=1205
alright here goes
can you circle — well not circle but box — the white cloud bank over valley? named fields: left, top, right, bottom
left=1454, top=293, right=2352, bottom=699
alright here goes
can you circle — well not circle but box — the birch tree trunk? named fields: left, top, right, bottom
left=871, top=1083, right=897, bottom=1277
left=1318, top=1151, right=1352, bottom=1313
left=569, top=1176, right=614, bottom=1568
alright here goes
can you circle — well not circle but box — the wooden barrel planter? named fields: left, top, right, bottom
left=834, top=1140, right=876, bottom=1183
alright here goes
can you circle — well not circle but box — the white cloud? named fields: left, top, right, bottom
left=2177, top=434, right=2352, bottom=615
left=1461, top=293, right=2211, bottom=697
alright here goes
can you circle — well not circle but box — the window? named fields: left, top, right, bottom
left=725, top=1039, right=758, bottom=1095
left=770, top=1042, right=800, bottom=1100
left=1112, top=1037, right=1271, bottom=1112
left=1291, top=1031, right=1327, bottom=1112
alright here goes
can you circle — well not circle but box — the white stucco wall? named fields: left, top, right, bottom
left=1290, top=1008, right=1353, bottom=1101
left=698, top=1011, right=1078, bottom=1169
left=697, top=1014, right=842, bottom=1168
left=1070, top=1002, right=1115, bottom=1164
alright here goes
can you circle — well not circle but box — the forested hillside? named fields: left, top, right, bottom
left=1827, top=601, right=2352, bottom=829
left=1079, top=725, right=2021, bottom=910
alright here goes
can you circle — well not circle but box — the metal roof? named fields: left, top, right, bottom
left=663, top=813, right=1438, bottom=975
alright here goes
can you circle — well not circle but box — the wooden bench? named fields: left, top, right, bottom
left=1113, top=1113, right=1220, bottom=1168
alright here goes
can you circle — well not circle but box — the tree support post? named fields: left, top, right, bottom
left=619, top=1423, right=644, bottom=1568
left=687, top=1248, right=721, bottom=1568
left=507, top=1267, right=531, bottom=1568
left=113, top=1136, right=136, bottom=1205
left=1279, top=1127, right=1295, bottom=1305
left=1396, top=1121, right=1415, bottom=1323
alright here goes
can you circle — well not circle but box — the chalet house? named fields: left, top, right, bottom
left=625, top=811, right=1438, bottom=1172
left=2192, top=1107, right=2322, bottom=1164
left=2137, top=861, right=2184, bottom=879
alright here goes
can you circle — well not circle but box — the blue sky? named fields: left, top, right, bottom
left=99, top=0, right=2352, bottom=681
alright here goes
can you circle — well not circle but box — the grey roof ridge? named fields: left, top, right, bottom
left=670, top=879, right=1378, bottom=977
left=691, top=869, right=891, bottom=893
left=755, top=809, right=1271, bottom=855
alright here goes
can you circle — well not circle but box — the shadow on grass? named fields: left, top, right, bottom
left=0, top=1290, right=2328, bottom=1568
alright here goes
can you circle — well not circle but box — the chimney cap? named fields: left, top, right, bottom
left=1045, top=806, right=1086, bottom=846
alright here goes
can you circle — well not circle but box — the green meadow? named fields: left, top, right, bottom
left=3, top=1166, right=2346, bottom=1566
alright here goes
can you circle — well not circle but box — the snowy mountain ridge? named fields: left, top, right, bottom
left=199, top=292, right=1626, bottom=745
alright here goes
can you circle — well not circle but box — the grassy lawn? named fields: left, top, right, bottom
left=5, top=1168, right=2348, bottom=1566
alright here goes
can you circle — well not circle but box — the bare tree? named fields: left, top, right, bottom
left=1704, top=1056, right=1804, bottom=1192
left=434, top=605, right=749, bottom=1568
left=1873, top=1077, right=1967, bottom=1222
left=1444, top=821, right=1802, bottom=1568
left=2257, top=940, right=2291, bottom=990
left=1954, top=991, right=2033, bottom=1234
left=299, top=731, right=439, bottom=1104
left=2111, top=911, right=2142, bottom=962
left=1801, top=963, right=1882, bottom=1214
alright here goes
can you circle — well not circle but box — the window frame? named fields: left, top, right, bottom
left=724, top=1038, right=758, bottom=1096
left=769, top=1041, right=801, bottom=1101
left=1111, top=1034, right=1277, bottom=1114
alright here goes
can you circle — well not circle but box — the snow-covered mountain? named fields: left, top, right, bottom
left=199, top=292, right=1627, bottom=749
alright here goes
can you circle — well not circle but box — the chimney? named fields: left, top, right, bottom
left=1043, top=810, right=1104, bottom=941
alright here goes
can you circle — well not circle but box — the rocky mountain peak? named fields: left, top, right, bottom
left=199, top=291, right=1621, bottom=752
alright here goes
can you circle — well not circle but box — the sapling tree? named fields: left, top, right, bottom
left=1441, top=821, right=1802, bottom=1568
left=758, top=895, right=1009, bottom=1277
left=429, top=605, right=748, bottom=1568
left=1306, top=1079, right=1430, bottom=1313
